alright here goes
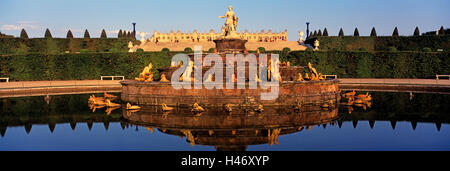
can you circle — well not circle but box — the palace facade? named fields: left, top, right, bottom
left=148, top=29, right=288, bottom=43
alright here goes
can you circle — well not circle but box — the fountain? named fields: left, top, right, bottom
left=120, top=6, right=340, bottom=108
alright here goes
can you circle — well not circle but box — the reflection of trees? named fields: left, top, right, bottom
left=0, top=94, right=122, bottom=136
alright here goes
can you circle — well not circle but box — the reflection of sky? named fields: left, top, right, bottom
left=1, top=122, right=449, bottom=151
left=1, top=0, right=449, bottom=39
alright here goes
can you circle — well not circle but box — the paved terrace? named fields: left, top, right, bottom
left=339, top=78, right=450, bottom=94
left=1, top=78, right=450, bottom=98
left=0, top=80, right=122, bottom=98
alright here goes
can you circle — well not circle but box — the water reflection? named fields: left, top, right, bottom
left=0, top=92, right=449, bottom=150
left=123, top=105, right=339, bottom=151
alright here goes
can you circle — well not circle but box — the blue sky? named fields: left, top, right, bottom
left=1, top=0, right=449, bottom=40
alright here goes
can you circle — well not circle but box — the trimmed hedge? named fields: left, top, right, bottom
left=0, top=51, right=448, bottom=81
left=306, top=36, right=450, bottom=52
left=288, top=51, right=449, bottom=78
left=0, top=52, right=175, bottom=81
left=0, top=38, right=140, bottom=54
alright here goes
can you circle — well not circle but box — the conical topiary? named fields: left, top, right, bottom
left=414, top=27, right=420, bottom=36
left=44, top=28, right=52, bottom=38
left=323, top=28, right=328, bottom=37
left=20, top=28, right=28, bottom=39
left=392, top=27, right=399, bottom=37
left=66, top=30, right=74, bottom=38
left=118, top=30, right=123, bottom=38
left=317, top=29, right=322, bottom=36
left=101, top=29, right=107, bottom=38
left=370, top=27, right=377, bottom=37
left=354, top=28, right=360, bottom=36
left=84, top=29, right=90, bottom=38
left=439, top=26, right=445, bottom=35
left=338, top=28, right=344, bottom=37
left=313, top=30, right=317, bottom=37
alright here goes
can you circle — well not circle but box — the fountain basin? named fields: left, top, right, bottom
left=120, top=79, right=340, bottom=107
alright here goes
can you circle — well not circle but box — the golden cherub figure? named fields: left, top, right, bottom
left=135, top=63, right=154, bottom=82
left=205, top=74, right=213, bottom=82
left=232, top=73, right=237, bottom=83
left=297, top=73, right=304, bottom=81
left=160, top=74, right=169, bottom=82
left=307, top=62, right=319, bottom=79
left=255, top=74, right=261, bottom=83
left=304, top=73, right=310, bottom=80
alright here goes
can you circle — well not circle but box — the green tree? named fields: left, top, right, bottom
left=84, top=29, right=90, bottom=38
left=20, top=28, right=28, bottom=39
left=162, top=48, right=170, bottom=52
left=282, top=47, right=291, bottom=52
left=66, top=30, right=74, bottom=38
left=118, top=30, right=123, bottom=38
left=313, top=30, right=317, bottom=37
left=44, top=28, right=52, bottom=38
left=354, top=28, right=360, bottom=36
left=184, top=47, right=193, bottom=53
left=101, top=29, right=107, bottom=38
left=414, top=27, right=420, bottom=36
left=370, top=27, right=377, bottom=37
left=323, top=28, right=328, bottom=37
left=136, top=48, right=144, bottom=52
left=208, top=48, right=215, bottom=53
left=317, top=29, right=322, bottom=37
left=338, top=28, right=344, bottom=37
left=392, top=27, right=399, bottom=37
left=439, top=26, right=445, bottom=35
left=257, top=47, right=266, bottom=53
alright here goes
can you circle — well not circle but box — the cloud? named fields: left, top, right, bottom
left=1, top=22, right=41, bottom=31
left=1, top=24, right=22, bottom=31
left=108, top=30, right=120, bottom=34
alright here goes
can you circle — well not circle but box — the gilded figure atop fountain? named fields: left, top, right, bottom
left=218, top=5, right=239, bottom=39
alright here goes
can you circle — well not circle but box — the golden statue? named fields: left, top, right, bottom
left=255, top=104, right=264, bottom=113
left=191, top=103, right=205, bottom=113
left=255, top=74, right=261, bottom=83
left=105, top=99, right=121, bottom=108
left=160, top=74, right=169, bottom=82
left=225, top=104, right=233, bottom=113
left=318, top=73, right=325, bottom=80
left=205, top=74, right=213, bottom=82
left=126, top=103, right=141, bottom=110
left=297, top=73, right=304, bottom=81
left=218, top=6, right=239, bottom=38
left=161, top=103, right=174, bottom=112
left=232, top=73, right=237, bottom=83
left=135, top=63, right=154, bottom=82
left=307, top=62, right=319, bottom=79
left=304, top=73, right=310, bottom=80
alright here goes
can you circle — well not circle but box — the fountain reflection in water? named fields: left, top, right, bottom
left=122, top=105, right=340, bottom=151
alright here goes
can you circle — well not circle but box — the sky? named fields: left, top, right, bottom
left=0, top=0, right=449, bottom=40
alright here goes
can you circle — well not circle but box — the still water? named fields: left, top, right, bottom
left=0, top=92, right=449, bottom=151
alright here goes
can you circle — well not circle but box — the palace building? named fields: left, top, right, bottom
left=148, top=29, right=288, bottom=43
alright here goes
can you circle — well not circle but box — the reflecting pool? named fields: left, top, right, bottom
left=0, top=92, right=449, bottom=151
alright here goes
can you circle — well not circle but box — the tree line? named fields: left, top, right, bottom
left=17, top=28, right=136, bottom=39
left=309, top=26, right=446, bottom=37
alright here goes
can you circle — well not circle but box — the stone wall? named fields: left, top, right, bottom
left=148, top=29, right=288, bottom=43
left=136, top=41, right=307, bottom=51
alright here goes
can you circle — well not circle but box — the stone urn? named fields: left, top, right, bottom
left=314, top=39, right=320, bottom=51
